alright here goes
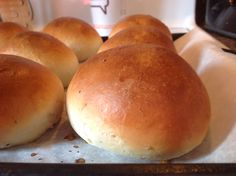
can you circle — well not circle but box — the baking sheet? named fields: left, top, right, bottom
left=0, top=27, right=236, bottom=163
left=0, top=104, right=155, bottom=164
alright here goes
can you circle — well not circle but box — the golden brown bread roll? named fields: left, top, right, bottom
left=0, top=54, right=64, bottom=149
left=0, top=31, right=78, bottom=87
left=98, top=26, right=175, bottom=53
left=43, top=17, right=103, bottom=62
left=109, top=14, right=172, bottom=39
left=67, top=44, right=210, bottom=160
left=0, top=22, right=27, bottom=48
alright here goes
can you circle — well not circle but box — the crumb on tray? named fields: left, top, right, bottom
left=75, top=158, right=86, bottom=164
left=73, top=145, right=79, bottom=148
left=64, top=133, right=76, bottom=141
left=30, top=153, right=38, bottom=157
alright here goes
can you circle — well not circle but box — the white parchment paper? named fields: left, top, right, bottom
left=174, top=27, right=236, bottom=163
left=0, top=27, right=236, bottom=163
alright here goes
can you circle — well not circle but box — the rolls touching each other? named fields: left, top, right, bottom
left=43, top=17, right=103, bottom=62
left=0, top=31, right=78, bottom=87
left=98, top=26, right=176, bottom=53
left=109, top=14, right=172, bottom=39
left=0, top=22, right=27, bottom=48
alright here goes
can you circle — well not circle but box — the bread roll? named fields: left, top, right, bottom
left=98, top=26, right=175, bottom=53
left=0, top=22, right=27, bottom=48
left=109, top=14, right=171, bottom=39
left=43, top=17, right=103, bottom=62
left=67, top=44, right=210, bottom=160
left=0, top=31, right=78, bottom=87
left=0, top=54, right=64, bottom=149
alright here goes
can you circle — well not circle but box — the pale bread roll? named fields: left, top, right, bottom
left=109, top=14, right=172, bottom=39
left=67, top=44, right=210, bottom=160
left=0, top=31, right=78, bottom=87
left=43, top=17, right=103, bottom=62
left=98, top=26, right=175, bottom=53
left=0, top=22, right=27, bottom=48
left=0, top=54, right=64, bottom=149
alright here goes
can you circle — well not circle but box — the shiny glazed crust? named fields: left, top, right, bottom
left=0, top=54, right=64, bottom=149
left=109, top=14, right=172, bottom=39
left=0, top=31, right=78, bottom=87
left=43, top=17, right=103, bottom=62
left=0, top=22, right=27, bottom=48
left=67, top=44, right=210, bottom=160
left=99, top=26, right=175, bottom=53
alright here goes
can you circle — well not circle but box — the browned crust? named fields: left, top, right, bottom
left=109, top=14, right=172, bottom=39
left=99, top=26, right=175, bottom=53
left=43, top=17, right=103, bottom=62
left=0, top=31, right=78, bottom=87
left=0, top=22, right=27, bottom=48
left=67, top=44, right=210, bottom=159
left=0, top=54, right=64, bottom=148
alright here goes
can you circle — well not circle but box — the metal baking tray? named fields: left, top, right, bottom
left=1, top=0, right=236, bottom=175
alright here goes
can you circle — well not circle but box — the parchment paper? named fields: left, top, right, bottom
left=0, top=27, right=236, bottom=163
left=174, top=27, right=236, bottom=163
